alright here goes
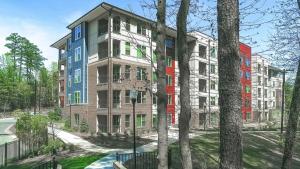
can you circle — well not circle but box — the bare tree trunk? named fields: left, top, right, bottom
left=281, top=60, right=300, bottom=169
left=156, top=0, right=168, bottom=168
left=217, top=0, right=243, bottom=169
left=176, top=0, right=193, bottom=169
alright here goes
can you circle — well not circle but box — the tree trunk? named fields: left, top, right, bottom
left=217, top=0, right=243, bottom=169
left=281, top=60, right=300, bottom=169
left=176, top=0, right=193, bottom=169
left=156, top=0, right=168, bottom=169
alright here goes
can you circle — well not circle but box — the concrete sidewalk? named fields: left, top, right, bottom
left=48, top=127, right=125, bottom=153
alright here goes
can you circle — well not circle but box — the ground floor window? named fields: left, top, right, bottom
left=152, top=114, right=157, bottom=128
left=74, top=113, right=80, bottom=125
left=136, top=114, right=146, bottom=128
left=125, top=115, right=130, bottom=128
left=246, top=112, right=251, bottom=121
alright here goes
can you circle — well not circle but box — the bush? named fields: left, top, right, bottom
left=41, top=139, right=64, bottom=155
left=64, top=118, right=71, bottom=129
left=80, top=119, right=89, bottom=133
left=48, top=110, right=61, bottom=122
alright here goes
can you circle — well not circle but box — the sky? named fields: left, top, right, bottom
left=0, top=0, right=277, bottom=68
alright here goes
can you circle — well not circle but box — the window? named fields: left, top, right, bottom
left=152, top=52, right=157, bottom=63
left=264, top=66, right=268, bottom=74
left=75, top=47, right=81, bottom=62
left=137, top=45, right=146, bottom=58
left=199, top=45, right=206, bottom=58
left=258, top=76, right=262, bottom=85
left=125, top=90, right=131, bottom=104
left=258, top=64, right=261, bottom=73
left=125, top=18, right=130, bottom=31
left=210, top=47, right=216, bottom=58
left=137, top=22, right=146, bottom=35
left=68, top=56, right=72, bottom=67
left=264, top=101, right=268, bottom=109
left=67, top=38, right=71, bottom=50
left=75, top=25, right=81, bottom=40
left=68, top=94, right=72, bottom=104
left=98, top=19, right=108, bottom=36
left=125, top=65, right=131, bottom=79
left=210, top=64, right=216, bottom=74
left=166, top=57, right=172, bottom=67
left=136, top=67, right=146, bottom=80
left=74, top=69, right=81, bottom=83
left=113, top=16, right=120, bottom=33
left=258, top=100, right=262, bottom=109
left=168, top=94, right=172, bottom=105
left=211, top=80, right=216, bottom=90
left=153, top=95, right=157, bottom=105
left=246, top=112, right=251, bottom=121
left=113, top=40, right=120, bottom=57
left=258, top=88, right=262, bottom=98
left=68, top=75, right=71, bottom=87
left=152, top=72, right=157, bottom=82
left=125, top=115, right=130, bottom=128
left=113, top=90, right=121, bottom=108
left=74, top=91, right=80, bottom=104
left=125, top=42, right=131, bottom=55
left=211, top=97, right=216, bottom=106
left=273, top=91, right=275, bottom=97
left=167, top=75, right=172, bottom=86
left=264, top=78, right=268, bottom=86
left=137, top=91, right=146, bottom=104
left=245, top=99, right=251, bottom=108
left=273, top=81, right=275, bottom=87
left=245, top=71, right=251, bottom=80
left=74, top=114, right=80, bottom=125
left=264, top=89, right=268, bottom=98
left=136, top=114, right=146, bottom=128
left=245, top=59, right=251, bottom=67
left=245, top=86, right=251, bottom=93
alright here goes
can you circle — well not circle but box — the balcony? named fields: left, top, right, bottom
left=59, top=51, right=67, bottom=60
left=97, top=91, right=108, bottom=108
left=113, top=65, right=121, bottom=83
left=199, top=79, right=207, bottom=93
left=199, top=62, right=207, bottom=76
left=98, top=65, right=108, bottom=84
left=113, top=90, right=121, bottom=108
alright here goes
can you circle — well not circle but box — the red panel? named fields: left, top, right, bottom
left=166, top=59, right=176, bottom=124
left=240, top=43, right=252, bottom=120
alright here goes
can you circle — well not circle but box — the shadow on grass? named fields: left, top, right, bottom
left=83, top=135, right=153, bottom=149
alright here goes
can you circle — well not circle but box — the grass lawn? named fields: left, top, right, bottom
left=170, top=132, right=300, bottom=169
left=2, top=153, right=106, bottom=169
left=59, top=153, right=106, bottom=169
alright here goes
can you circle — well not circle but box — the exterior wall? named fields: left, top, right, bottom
left=240, top=43, right=252, bottom=121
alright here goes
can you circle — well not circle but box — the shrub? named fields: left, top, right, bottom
left=80, top=118, right=89, bottom=133
left=41, top=139, right=64, bottom=155
left=64, top=118, right=71, bottom=129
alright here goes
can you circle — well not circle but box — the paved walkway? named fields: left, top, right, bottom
left=0, top=118, right=17, bottom=145
left=48, top=127, right=125, bottom=153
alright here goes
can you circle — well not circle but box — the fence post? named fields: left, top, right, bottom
left=4, top=143, right=7, bottom=167
left=116, top=152, right=119, bottom=161
left=168, top=149, right=171, bottom=169
left=18, top=139, right=21, bottom=160
left=53, top=156, right=57, bottom=169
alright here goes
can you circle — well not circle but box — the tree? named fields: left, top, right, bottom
left=217, top=0, right=243, bottom=168
left=156, top=0, right=168, bottom=168
left=176, top=0, right=193, bottom=168
left=280, top=1, right=300, bottom=168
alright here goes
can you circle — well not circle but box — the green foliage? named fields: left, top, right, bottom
left=64, top=118, right=71, bottom=129
left=41, top=139, right=64, bottom=155
left=80, top=118, right=89, bottom=133
left=48, top=109, right=61, bottom=122
left=15, top=111, right=48, bottom=145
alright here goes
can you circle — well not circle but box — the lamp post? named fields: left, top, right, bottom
left=130, top=89, right=138, bottom=169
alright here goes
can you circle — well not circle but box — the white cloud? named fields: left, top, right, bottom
left=0, top=16, right=68, bottom=67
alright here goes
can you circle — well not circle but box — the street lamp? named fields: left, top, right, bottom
left=130, top=89, right=138, bottom=169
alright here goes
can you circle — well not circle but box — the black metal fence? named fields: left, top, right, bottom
left=0, top=137, right=45, bottom=167
left=32, top=157, right=57, bottom=169
left=116, top=150, right=171, bottom=169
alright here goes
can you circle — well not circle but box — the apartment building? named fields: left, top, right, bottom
left=251, top=54, right=283, bottom=121
left=53, top=2, right=282, bottom=134
left=52, top=2, right=198, bottom=134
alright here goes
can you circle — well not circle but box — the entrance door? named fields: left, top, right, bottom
left=112, top=115, right=121, bottom=133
